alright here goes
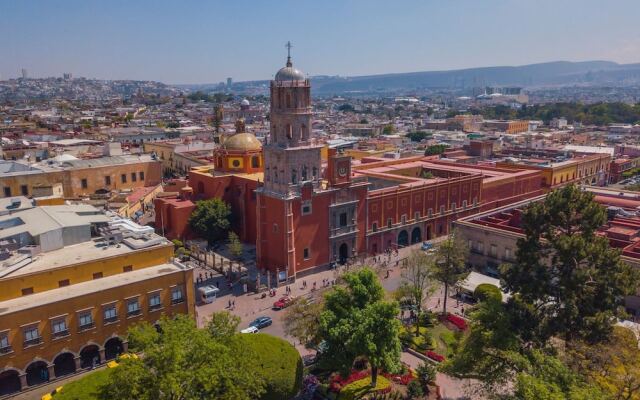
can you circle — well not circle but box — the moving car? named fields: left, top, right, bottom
left=273, top=295, right=294, bottom=310
left=241, top=326, right=259, bottom=334
left=250, top=316, right=273, bottom=329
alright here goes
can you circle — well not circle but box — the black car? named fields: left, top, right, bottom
left=250, top=316, right=272, bottom=329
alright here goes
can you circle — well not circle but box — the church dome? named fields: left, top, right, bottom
left=222, top=132, right=262, bottom=152
left=240, top=98, right=250, bottom=106
left=275, top=66, right=306, bottom=81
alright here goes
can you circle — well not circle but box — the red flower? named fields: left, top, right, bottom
left=446, top=313, right=468, bottom=330
left=426, top=350, right=445, bottom=362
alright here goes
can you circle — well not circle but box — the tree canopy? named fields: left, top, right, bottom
left=500, top=184, right=640, bottom=343
left=431, top=231, right=469, bottom=314
left=188, top=198, right=232, bottom=245
left=448, top=102, right=640, bottom=125
left=319, top=268, right=401, bottom=387
left=99, top=314, right=264, bottom=400
left=396, top=250, right=436, bottom=335
left=424, top=144, right=449, bottom=156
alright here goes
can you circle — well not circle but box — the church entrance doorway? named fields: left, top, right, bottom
left=339, top=243, right=349, bottom=265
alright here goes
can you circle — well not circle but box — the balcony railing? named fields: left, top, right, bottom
left=52, top=329, right=70, bottom=339
left=127, top=309, right=142, bottom=317
left=149, top=303, right=163, bottom=312
left=78, top=322, right=95, bottom=332
left=171, top=297, right=185, bottom=305
left=103, top=316, right=118, bottom=324
left=0, top=345, right=13, bottom=355
left=23, top=337, right=42, bottom=348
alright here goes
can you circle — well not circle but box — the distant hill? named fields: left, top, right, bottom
left=185, top=60, right=640, bottom=95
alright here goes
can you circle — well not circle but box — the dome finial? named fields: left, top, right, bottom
left=285, top=41, right=293, bottom=67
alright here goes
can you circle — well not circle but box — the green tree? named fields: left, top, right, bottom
left=382, top=124, right=396, bottom=135
left=416, top=362, right=437, bottom=392
left=99, top=315, right=264, bottom=400
left=206, top=311, right=240, bottom=342
left=188, top=198, right=232, bottom=245
left=474, top=283, right=502, bottom=303
left=283, top=297, right=323, bottom=346
left=319, top=268, right=402, bottom=387
left=424, top=144, right=449, bottom=156
left=566, top=326, right=640, bottom=400
left=431, top=230, right=469, bottom=315
left=227, top=231, right=243, bottom=260
left=397, top=250, right=436, bottom=336
left=500, top=184, right=640, bottom=343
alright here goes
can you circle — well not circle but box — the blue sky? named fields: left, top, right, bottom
left=1, top=0, right=640, bottom=84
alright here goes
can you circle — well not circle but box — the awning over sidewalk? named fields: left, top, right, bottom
left=459, top=271, right=509, bottom=301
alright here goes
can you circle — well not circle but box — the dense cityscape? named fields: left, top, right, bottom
left=2, top=2, right=640, bottom=400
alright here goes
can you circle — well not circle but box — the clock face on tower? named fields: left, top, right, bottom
left=338, top=166, right=347, bottom=177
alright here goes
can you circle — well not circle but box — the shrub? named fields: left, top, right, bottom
left=407, top=379, right=424, bottom=398
left=474, top=283, right=502, bottom=302
left=416, top=362, right=437, bottom=390
left=235, top=333, right=303, bottom=400
left=337, top=376, right=391, bottom=400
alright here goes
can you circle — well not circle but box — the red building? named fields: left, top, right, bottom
left=156, top=51, right=546, bottom=283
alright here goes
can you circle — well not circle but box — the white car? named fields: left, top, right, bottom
left=240, top=326, right=259, bottom=334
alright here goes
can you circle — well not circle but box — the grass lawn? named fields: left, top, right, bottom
left=430, top=324, right=459, bottom=358
left=53, top=368, right=111, bottom=400
left=338, top=375, right=391, bottom=400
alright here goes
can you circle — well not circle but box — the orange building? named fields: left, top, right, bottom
left=154, top=124, right=264, bottom=243
left=0, top=205, right=194, bottom=396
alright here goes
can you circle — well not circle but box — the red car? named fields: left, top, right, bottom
left=273, top=296, right=294, bottom=310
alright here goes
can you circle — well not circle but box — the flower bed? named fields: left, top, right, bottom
left=382, top=369, right=415, bottom=385
left=329, top=370, right=370, bottom=393
left=446, top=313, right=468, bottom=331
left=337, top=376, right=391, bottom=400
left=425, top=350, right=446, bottom=363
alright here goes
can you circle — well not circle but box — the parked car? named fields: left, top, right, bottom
left=240, top=326, right=259, bottom=334
left=250, top=316, right=273, bottom=329
left=273, top=296, right=295, bottom=310
left=421, top=241, right=434, bottom=252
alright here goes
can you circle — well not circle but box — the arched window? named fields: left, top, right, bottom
left=251, top=155, right=260, bottom=168
left=301, top=165, right=308, bottom=181
left=274, top=170, right=278, bottom=183
left=266, top=167, right=270, bottom=181
left=291, top=169, right=297, bottom=184
left=301, top=124, right=307, bottom=140
left=312, top=167, right=318, bottom=179
left=286, top=124, right=292, bottom=140
left=286, top=93, right=292, bottom=108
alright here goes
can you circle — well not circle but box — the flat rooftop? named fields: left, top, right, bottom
left=1, top=235, right=171, bottom=279
left=0, top=262, right=188, bottom=316
left=461, top=188, right=640, bottom=262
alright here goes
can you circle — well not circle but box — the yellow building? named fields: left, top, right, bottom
left=0, top=205, right=194, bottom=396
left=496, top=153, right=611, bottom=189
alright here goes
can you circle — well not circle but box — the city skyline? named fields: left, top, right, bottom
left=2, top=0, right=640, bottom=84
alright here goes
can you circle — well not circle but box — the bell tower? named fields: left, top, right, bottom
left=262, top=42, right=322, bottom=196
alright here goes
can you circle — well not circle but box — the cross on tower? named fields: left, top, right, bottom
left=285, top=41, right=293, bottom=67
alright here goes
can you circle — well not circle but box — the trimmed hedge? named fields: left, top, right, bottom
left=235, top=333, right=303, bottom=400
left=474, top=283, right=502, bottom=302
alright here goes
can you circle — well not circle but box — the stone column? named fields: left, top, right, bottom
left=98, top=347, right=106, bottom=363
left=122, top=341, right=129, bottom=353
left=74, top=356, right=81, bottom=371
left=47, top=364, right=56, bottom=380
left=19, top=373, right=27, bottom=391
